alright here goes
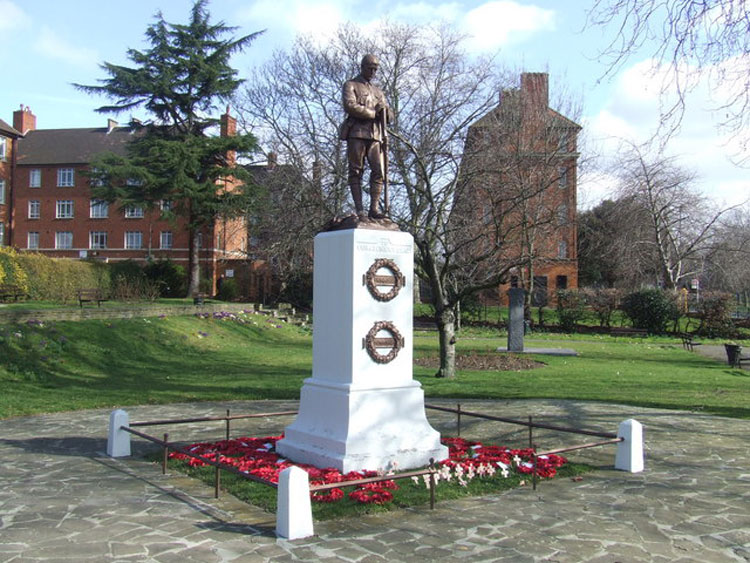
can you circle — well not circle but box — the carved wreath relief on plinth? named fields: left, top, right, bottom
left=364, top=320, right=404, bottom=364
left=363, top=258, right=405, bottom=302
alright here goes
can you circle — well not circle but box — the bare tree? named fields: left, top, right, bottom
left=587, top=1, right=750, bottom=158
left=704, top=206, right=750, bottom=306
left=612, top=141, right=739, bottom=290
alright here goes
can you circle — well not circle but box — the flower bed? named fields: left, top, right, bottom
left=168, top=435, right=568, bottom=506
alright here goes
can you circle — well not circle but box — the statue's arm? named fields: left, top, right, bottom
left=342, top=82, right=376, bottom=120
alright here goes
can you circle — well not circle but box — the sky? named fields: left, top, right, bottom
left=1, top=0, right=747, bottom=210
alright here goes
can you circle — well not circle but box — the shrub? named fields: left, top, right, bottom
left=620, top=289, right=680, bottom=334
left=217, top=277, right=239, bottom=301
left=14, top=253, right=108, bottom=302
left=144, top=260, right=187, bottom=298
left=110, top=260, right=159, bottom=301
left=0, top=248, right=30, bottom=294
left=556, top=290, right=586, bottom=332
left=581, top=288, right=623, bottom=328
left=695, top=292, right=735, bottom=338
left=279, top=271, right=313, bottom=309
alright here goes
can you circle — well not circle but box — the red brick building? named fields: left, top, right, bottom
left=460, top=73, right=580, bottom=307
left=0, top=116, right=23, bottom=247
left=4, top=105, right=252, bottom=295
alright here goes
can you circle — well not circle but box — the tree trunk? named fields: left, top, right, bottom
left=435, top=306, right=456, bottom=378
left=187, top=229, right=201, bottom=296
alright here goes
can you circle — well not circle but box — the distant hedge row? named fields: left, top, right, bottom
left=0, top=248, right=186, bottom=302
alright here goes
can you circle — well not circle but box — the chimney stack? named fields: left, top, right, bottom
left=220, top=105, right=237, bottom=138
left=520, top=73, right=549, bottom=116
left=267, top=152, right=278, bottom=170
left=13, top=105, right=36, bottom=134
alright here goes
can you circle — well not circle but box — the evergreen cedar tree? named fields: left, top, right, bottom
left=75, top=0, right=264, bottom=295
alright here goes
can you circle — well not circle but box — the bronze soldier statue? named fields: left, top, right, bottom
left=340, top=54, right=391, bottom=220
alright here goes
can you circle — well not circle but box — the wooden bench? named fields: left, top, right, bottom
left=610, top=327, right=648, bottom=337
left=680, top=332, right=703, bottom=351
left=0, top=284, right=28, bottom=302
left=77, top=288, right=107, bottom=308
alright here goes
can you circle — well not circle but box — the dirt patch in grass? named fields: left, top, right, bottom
left=415, top=352, right=545, bottom=371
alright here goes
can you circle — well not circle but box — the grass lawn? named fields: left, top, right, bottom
left=1, top=310, right=749, bottom=419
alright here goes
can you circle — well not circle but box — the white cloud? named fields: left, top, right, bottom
left=462, top=1, right=555, bottom=51
left=236, top=0, right=346, bottom=42
left=34, top=26, right=98, bottom=67
left=585, top=58, right=750, bottom=208
left=0, top=0, right=30, bottom=31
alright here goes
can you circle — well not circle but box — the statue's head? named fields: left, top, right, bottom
left=360, top=54, right=379, bottom=81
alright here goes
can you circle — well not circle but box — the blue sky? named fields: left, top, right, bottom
left=1, top=0, right=747, bottom=208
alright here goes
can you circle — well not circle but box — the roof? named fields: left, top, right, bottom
left=0, top=119, right=22, bottom=138
left=470, top=104, right=582, bottom=131
left=16, top=126, right=134, bottom=166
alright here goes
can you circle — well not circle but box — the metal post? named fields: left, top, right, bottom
left=162, top=433, right=169, bottom=475
left=225, top=409, right=230, bottom=441
left=457, top=403, right=462, bottom=437
left=429, top=458, right=436, bottom=510
left=215, top=465, right=221, bottom=498
left=532, top=444, right=538, bottom=491
left=528, top=415, right=533, bottom=448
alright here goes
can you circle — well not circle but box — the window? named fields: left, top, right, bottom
left=90, top=199, right=109, bottom=218
left=124, top=205, right=144, bottom=218
left=558, top=240, right=568, bottom=259
left=56, top=200, right=74, bottom=219
left=160, top=200, right=174, bottom=212
left=55, top=231, right=73, bottom=249
left=0, top=180, right=5, bottom=204
left=29, top=169, right=41, bottom=188
left=558, top=130, right=569, bottom=152
left=0, top=223, right=4, bottom=246
left=27, top=232, right=40, bottom=249
left=28, top=200, right=40, bottom=219
left=57, top=168, right=74, bottom=187
left=556, top=275, right=568, bottom=290
left=0, top=137, right=6, bottom=159
left=558, top=166, right=568, bottom=189
left=197, top=233, right=203, bottom=248
left=557, top=204, right=568, bottom=225
left=89, top=231, right=108, bottom=249
left=160, top=231, right=173, bottom=249
left=125, top=231, right=142, bottom=249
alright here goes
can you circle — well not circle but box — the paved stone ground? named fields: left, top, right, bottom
left=2, top=398, right=749, bottom=562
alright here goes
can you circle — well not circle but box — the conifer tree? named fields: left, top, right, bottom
left=77, top=0, right=263, bottom=295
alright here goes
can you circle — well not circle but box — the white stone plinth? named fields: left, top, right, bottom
left=277, top=228, right=448, bottom=472
left=276, top=466, right=314, bottom=539
left=615, top=419, right=644, bottom=473
left=107, top=409, right=131, bottom=457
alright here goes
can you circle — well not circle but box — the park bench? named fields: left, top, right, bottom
left=193, top=292, right=208, bottom=305
left=0, top=284, right=28, bottom=302
left=77, top=288, right=108, bottom=308
left=609, top=327, right=648, bottom=338
left=680, top=332, right=703, bottom=351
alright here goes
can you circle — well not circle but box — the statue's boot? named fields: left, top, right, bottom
left=350, top=181, right=367, bottom=219
left=368, top=183, right=386, bottom=219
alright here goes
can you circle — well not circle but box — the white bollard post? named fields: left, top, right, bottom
left=107, top=409, right=131, bottom=457
left=615, top=419, right=644, bottom=473
left=276, top=466, right=314, bottom=540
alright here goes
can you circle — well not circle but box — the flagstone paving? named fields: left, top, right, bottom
left=1, top=399, right=749, bottom=562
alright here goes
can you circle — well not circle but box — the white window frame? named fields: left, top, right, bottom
left=558, top=240, right=568, bottom=259
left=0, top=223, right=4, bottom=246
left=160, top=199, right=174, bottom=212
left=90, top=199, right=109, bottom=218
left=0, top=179, right=5, bottom=204
left=125, top=231, right=142, bottom=249
left=55, top=231, right=73, bottom=249
left=160, top=231, right=173, bottom=249
left=57, top=168, right=74, bottom=187
left=558, top=166, right=568, bottom=189
left=27, top=231, right=40, bottom=249
left=124, top=205, right=144, bottom=218
left=29, top=169, right=41, bottom=188
left=557, top=204, right=568, bottom=226
left=89, top=231, right=108, bottom=249
left=55, top=200, right=74, bottom=219
left=0, top=137, right=6, bottom=160
left=28, top=200, right=40, bottom=219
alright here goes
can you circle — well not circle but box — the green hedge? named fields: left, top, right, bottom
left=0, top=248, right=31, bottom=294
left=13, top=253, right=110, bottom=302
